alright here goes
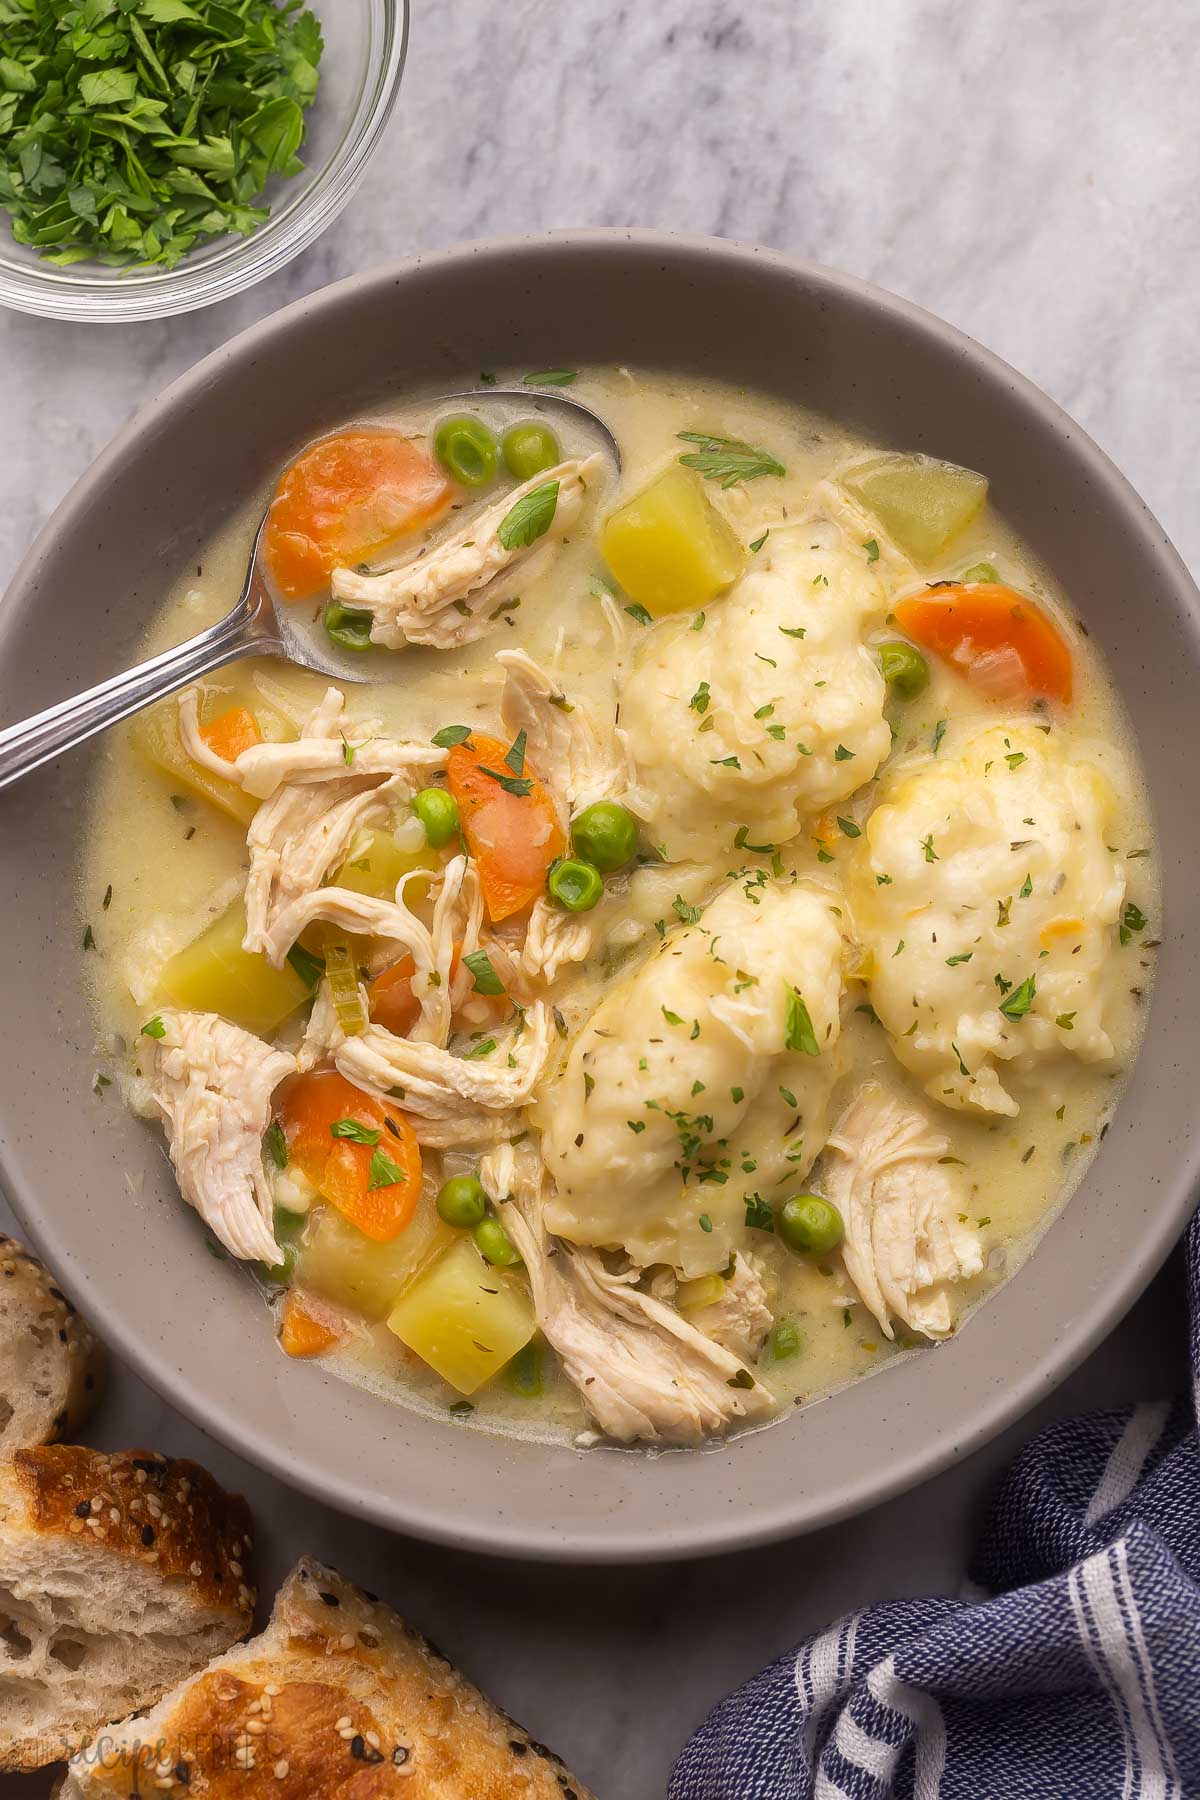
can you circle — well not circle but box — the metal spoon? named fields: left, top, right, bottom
left=0, top=389, right=620, bottom=792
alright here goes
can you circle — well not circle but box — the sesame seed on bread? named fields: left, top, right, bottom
left=59, top=1556, right=596, bottom=1799
left=0, top=1445, right=255, bottom=1771
left=0, top=1236, right=106, bottom=1451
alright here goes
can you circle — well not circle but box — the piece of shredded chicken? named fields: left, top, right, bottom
left=328, top=456, right=605, bottom=651
left=148, top=1011, right=295, bottom=1264
left=480, top=1142, right=773, bottom=1444
left=686, top=1254, right=774, bottom=1363
left=822, top=1085, right=984, bottom=1340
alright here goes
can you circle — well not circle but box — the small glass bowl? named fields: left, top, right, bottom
left=0, top=0, right=407, bottom=324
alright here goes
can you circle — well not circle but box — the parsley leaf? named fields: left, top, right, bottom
left=677, top=431, right=786, bottom=488
left=999, top=973, right=1037, bottom=1020
left=522, top=369, right=577, bottom=386
left=504, top=729, right=527, bottom=777
left=479, top=765, right=534, bottom=798
left=141, top=1016, right=166, bottom=1040
left=625, top=602, right=653, bottom=626
left=367, top=1147, right=407, bottom=1190
left=432, top=724, right=473, bottom=748
left=497, top=479, right=559, bottom=550
left=863, top=538, right=880, bottom=562
left=330, top=1118, right=381, bottom=1146
left=672, top=895, right=702, bottom=925
left=784, top=986, right=820, bottom=1056
left=463, top=950, right=506, bottom=996
left=262, top=1121, right=288, bottom=1171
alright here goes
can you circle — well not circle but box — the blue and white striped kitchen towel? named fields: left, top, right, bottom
left=670, top=1216, right=1200, bottom=1798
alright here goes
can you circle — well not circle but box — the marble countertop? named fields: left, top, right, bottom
left=1, top=2, right=1196, bottom=1793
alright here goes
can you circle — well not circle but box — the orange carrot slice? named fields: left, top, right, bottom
left=276, top=1070, right=422, bottom=1243
left=263, top=428, right=455, bottom=601
left=893, top=583, right=1073, bottom=705
left=200, top=704, right=262, bottom=763
left=367, top=954, right=420, bottom=1037
left=279, top=1292, right=343, bottom=1358
left=446, top=732, right=565, bottom=923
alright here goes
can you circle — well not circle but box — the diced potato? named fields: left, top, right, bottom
left=133, top=674, right=293, bottom=823
left=840, top=454, right=988, bottom=564
left=332, top=829, right=437, bottom=903
left=156, top=898, right=312, bottom=1035
left=601, top=465, right=743, bottom=616
left=387, top=1235, right=535, bottom=1395
left=299, top=1197, right=455, bottom=1321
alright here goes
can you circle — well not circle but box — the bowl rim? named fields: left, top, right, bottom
left=3, top=228, right=1199, bottom=1561
left=0, top=0, right=409, bottom=325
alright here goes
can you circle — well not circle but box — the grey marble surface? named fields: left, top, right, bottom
left=1, top=2, right=1197, bottom=1794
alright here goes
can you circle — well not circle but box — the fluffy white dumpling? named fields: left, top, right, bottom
left=847, top=721, right=1126, bottom=1116
left=619, top=523, right=890, bottom=859
left=538, top=878, right=844, bottom=1278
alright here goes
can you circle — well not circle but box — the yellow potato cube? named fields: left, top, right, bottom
left=133, top=676, right=293, bottom=824
left=332, top=829, right=436, bottom=903
left=299, top=1200, right=455, bottom=1321
left=601, top=465, right=743, bottom=616
left=841, top=454, right=988, bottom=563
left=387, top=1235, right=535, bottom=1395
left=156, top=898, right=312, bottom=1035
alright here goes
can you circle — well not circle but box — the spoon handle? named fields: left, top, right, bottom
left=0, top=596, right=280, bottom=793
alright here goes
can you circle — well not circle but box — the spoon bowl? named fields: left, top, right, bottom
left=0, top=386, right=620, bottom=791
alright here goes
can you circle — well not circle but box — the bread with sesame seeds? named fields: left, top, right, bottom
left=0, top=1444, right=255, bottom=1771
left=57, top=1556, right=597, bottom=1799
left=0, top=1236, right=107, bottom=1452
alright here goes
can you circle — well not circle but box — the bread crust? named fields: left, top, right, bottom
left=0, top=1235, right=107, bottom=1447
left=65, top=1559, right=595, bottom=1799
left=8, top=1445, right=256, bottom=1615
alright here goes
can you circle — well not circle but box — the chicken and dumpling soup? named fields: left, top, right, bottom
left=83, top=369, right=1157, bottom=1448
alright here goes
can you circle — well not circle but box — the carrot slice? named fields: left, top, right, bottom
left=200, top=704, right=262, bottom=763
left=893, top=583, right=1073, bottom=705
left=367, top=954, right=420, bottom=1037
left=263, top=428, right=456, bottom=601
left=446, top=732, right=565, bottom=923
left=276, top=1070, right=422, bottom=1242
left=279, top=1291, right=343, bottom=1358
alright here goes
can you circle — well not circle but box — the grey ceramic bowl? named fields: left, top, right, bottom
left=1, top=232, right=1197, bottom=1562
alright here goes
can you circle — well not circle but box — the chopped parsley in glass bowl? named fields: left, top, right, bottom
left=0, top=0, right=406, bottom=322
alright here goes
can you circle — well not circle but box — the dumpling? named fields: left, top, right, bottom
left=538, top=877, right=844, bottom=1278
left=846, top=720, right=1126, bottom=1116
left=619, top=522, right=890, bottom=860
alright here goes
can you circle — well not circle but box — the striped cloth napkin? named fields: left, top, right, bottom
left=670, top=1216, right=1200, bottom=1799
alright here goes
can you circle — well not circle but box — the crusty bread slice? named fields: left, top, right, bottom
left=0, top=1236, right=106, bottom=1450
left=59, top=1556, right=596, bottom=1798
left=0, top=1444, right=255, bottom=1771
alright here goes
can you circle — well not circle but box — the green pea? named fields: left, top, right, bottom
left=507, top=1338, right=544, bottom=1398
left=256, top=1242, right=297, bottom=1286
left=570, top=800, right=639, bottom=874
left=436, top=1174, right=488, bottom=1228
left=769, top=1317, right=803, bottom=1361
left=961, top=560, right=999, bottom=584
left=474, top=1215, right=522, bottom=1267
left=434, top=415, right=498, bottom=488
left=778, top=1194, right=844, bottom=1257
left=502, top=421, right=561, bottom=482
left=322, top=600, right=374, bottom=652
left=412, top=786, right=460, bottom=849
left=877, top=639, right=929, bottom=701
left=547, top=856, right=604, bottom=913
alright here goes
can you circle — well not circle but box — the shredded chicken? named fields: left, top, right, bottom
left=480, top=1142, right=773, bottom=1444
left=329, top=457, right=605, bottom=651
left=333, top=1002, right=552, bottom=1137
left=519, top=897, right=596, bottom=984
left=497, top=647, right=626, bottom=817
left=822, top=1085, right=984, bottom=1340
left=687, top=1254, right=773, bottom=1362
left=148, top=1012, right=295, bottom=1264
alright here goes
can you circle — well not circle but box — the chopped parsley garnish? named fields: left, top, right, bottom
left=951, top=1041, right=970, bottom=1077
left=624, top=602, right=653, bottom=626
left=1005, top=752, right=1027, bottom=769
left=287, top=941, right=324, bottom=989
left=330, top=1118, right=381, bottom=1145
left=661, top=1006, right=684, bottom=1026
left=523, top=369, right=577, bottom=386
left=1019, top=873, right=1033, bottom=898
left=478, top=764, right=533, bottom=798
left=463, top=1037, right=497, bottom=1060
left=497, top=480, right=560, bottom=550
left=744, top=1193, right=774, bottom=1232
left=463, top=949, right=505, bottom=996
left=863, top=538, right=880, bottom=562
left=367, top=1148, right=406, bottom=1190
left=836, top=816, right=861, bottom=838
left=999, top=973, right=1037, bottom=1020
left=432, top=724, right=473, bottom=748
left=1119, top=902, right=1147, bottom=945
left=677, top=431, right=785, bottom=488
left=691, top=612, right=706, bottom=630
left=710, top=755, right=741, bottom=768
left=784, top=986, right=820, bottom=1057
left=340, top=736, right=355, bottom=766
left=102, top=884, right=113, bottom=910
left=932, top=719, right=948, bottom=754
left=689, top=681, right=712, bottom=714
left=140, top=1016, right=166, bottom=1040
left=504, top=730, right=527, bottom=777
left=0, top=0, right=324, bottom=271
left=946, top=951, right=973, bottom=966
left=778, top=625, right=806, bottom=639
left=698, top=1214, right=713, bottom=1233
left=627, top=1119, right=646, bottom=1134
left=1056, top=1012, right=1076, bottom=1030
left=834, top=744, right=855, bottom=761
left=263, top=1121, right=287, bottom=1171
left=673, top=896, right=702, bottom=925
left=920, top=835, right=939, bottom=863
left=731, top=1086, right=745, bottom=1103
left=997, top=896, right=1012, bottom=927
left=779, top=1085, right=798, bottom=1108
left=82, top=923, right=95, bottom=950
left=876, top=873, right=893, bottom=886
